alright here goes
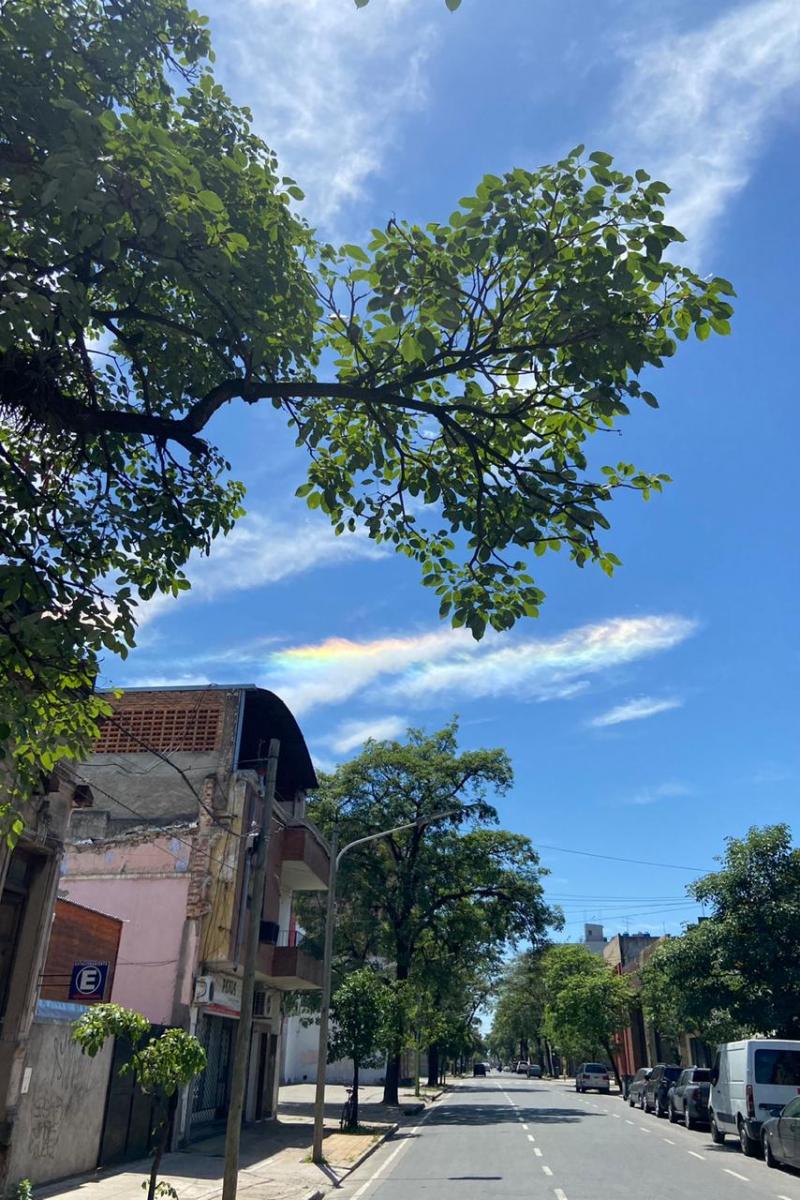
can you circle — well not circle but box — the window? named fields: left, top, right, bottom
left=691, top=1068, right=711, bottom=1083
left=755, top=1049, right=800, bottom=1086
left=664, top=1066, right=681, bottom=1081
left=584, top=1063, right=605, bottom=1073
left=782, top=1097, right=800, bottom=1119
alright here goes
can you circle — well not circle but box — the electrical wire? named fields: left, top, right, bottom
left=534, top=842, right=707, bottom=872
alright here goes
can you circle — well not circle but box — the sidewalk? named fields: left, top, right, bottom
left=39, top=1082, right=439, bottom=1200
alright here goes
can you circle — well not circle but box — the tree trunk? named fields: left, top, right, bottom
left=427, top=1043, right=439, bottom=1089
left=605, top=1042, right=622, bottom=1091
left=350, top=1060, right=359, bottom=1129
left=382, top=957, right=409, bottom=1106
left=383, top=1052, right=400, bottom=1106
left=147, top=1096, right=174, bottom=1200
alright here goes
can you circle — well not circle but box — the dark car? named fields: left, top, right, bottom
left=628, top=1066, right=652, bottom=1108
left=644, top=1064, right=682, bottom=1117
left=762, top=1096, right=800, bottom=1169
left=527, top=1063, right=543, bottom=1078
left=667, top=1066, right=711, bottom=1129
left=473, top=1061, right=487, bottom=1076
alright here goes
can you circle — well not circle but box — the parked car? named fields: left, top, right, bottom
left=762, top=1096, right=800, bottom=1169
left=575, top=1062, right=610, bottom=1094
left=628, top=1066, right=652, bottom=1108
left=473, top=1061, right=487, bottom=1076
left=516, top=1060, right=530, bottom=1074
left=710, top=1038, right=800, bottom=1156
left=667, top=1066, right=711, bottom=1129
left=527, top=1063, right=543, bottom=1079
left=644, top=1064, right=682, bottom=1116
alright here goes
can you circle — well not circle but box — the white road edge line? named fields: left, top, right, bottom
left=542, top=1165, right=553, bottom=1176
left=724, top=1169, right=749, bottom=1182
left=350, top=1094, right=439, bottom=1200
left=687, top=1150, right=705, bottom=1160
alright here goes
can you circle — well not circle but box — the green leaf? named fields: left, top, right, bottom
left=196, top=189, right=224, bottom=213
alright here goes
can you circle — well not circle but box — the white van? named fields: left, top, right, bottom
left=709, top=1039, right=800, bottom=1156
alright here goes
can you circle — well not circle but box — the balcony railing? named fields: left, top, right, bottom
left=259, top=922, right=305, bottom=948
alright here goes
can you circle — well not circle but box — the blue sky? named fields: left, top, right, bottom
left=105, top=0, right=800, bottom=941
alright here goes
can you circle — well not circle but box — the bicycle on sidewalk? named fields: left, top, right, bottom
left=340, top=1085, right=356, bottom=1131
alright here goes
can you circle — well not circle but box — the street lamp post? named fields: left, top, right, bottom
left=311, top=808, right=464, bottom=1163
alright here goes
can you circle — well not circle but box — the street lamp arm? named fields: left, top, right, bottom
left=336, top=806, right=471, bottom=867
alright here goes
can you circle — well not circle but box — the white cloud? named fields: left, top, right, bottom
left=258, top=613, right=697, bottom=715
left=137, top=512, right=385, bottom=626
left=211, top=0, right=436, bottom=230
left=624, top=781, right=693, bottom=807
left=327, top=714, right=409, bottom=754
left=590, top=695, right=682, bottom=728
left=613, top=0, right=800, bottom=253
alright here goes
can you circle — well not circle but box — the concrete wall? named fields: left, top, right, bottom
left=6, top=1017, right=113, bottom=1187
left=62, top=870, right=191, bottom=1025
left=281, top=1013, right=385, bottom=1086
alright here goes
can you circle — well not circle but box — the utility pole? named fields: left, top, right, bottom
left=311, top=824, right=338, bottom=1164
left=222, top=739, right=280, bottom=1200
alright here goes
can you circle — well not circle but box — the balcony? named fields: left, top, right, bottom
left=257, top=928, right=323, bottom=991
left=280, top=823, right=329, bottom=892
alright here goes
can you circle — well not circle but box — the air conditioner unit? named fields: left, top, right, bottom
left=253, top=989, right=274, bottom=1019
left=194, top=975, right=214, bottom=1005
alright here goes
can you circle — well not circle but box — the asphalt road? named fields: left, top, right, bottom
left=338, top=1075, right=800, bottom=1200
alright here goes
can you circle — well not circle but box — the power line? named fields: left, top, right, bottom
left=535, top=842, right=707, bottom=872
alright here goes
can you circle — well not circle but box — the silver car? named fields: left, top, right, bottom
left=575, top=1062, right=610, bottom=1093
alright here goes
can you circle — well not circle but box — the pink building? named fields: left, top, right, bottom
left=61, top=684, right=329, bottom=1153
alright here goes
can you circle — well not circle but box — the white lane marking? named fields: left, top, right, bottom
left=625, top=1119, right=635, bottom=1125
left=527, top=1134, right=535, bottom=1142
left=613, top=1113, right=621, bottom=1119
left=534, top=1148, right=543, bottom=1157
left=688, top=1150, right=705, bottom=1160
left=554, top=1191, right=568, bottom=1200
left=778, top=1194, right=794, bottom=1200
left=542, top=1166, right=553, bottom=1176
left=663, top=1137, right=675, bottom=1145
left=350, top=1094, right=439, bottom=1200
left=724, top=1169, right=749, bottom=1182
left=639, top=1127, right=651, bottom=1134
left=522, top=1123, right=529, bottom=1130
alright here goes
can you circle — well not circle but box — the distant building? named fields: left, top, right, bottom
left=583, top=922, right=607, bottom=955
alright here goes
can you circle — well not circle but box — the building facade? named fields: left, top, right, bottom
left=0, top=773, right=90, bottom=1191
left=61, top=684, right=328, bottom=1148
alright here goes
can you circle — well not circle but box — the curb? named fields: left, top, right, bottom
left=302, top=1191, right=325, bottom=1200
left=332, top=1121, right=399, bottom=1179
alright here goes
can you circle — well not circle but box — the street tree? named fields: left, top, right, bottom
left=329, top=968, right=392, bottom=1128
left=306, top=722, right=561, bottom=1104
left=488, top=952, right=549, bottom=1066
left=641, top=824, right=800, bottom=1042
left=73, top=1003, right=206, bottom=1200
left=542, top=944, right=633, bottom=1087
left=0, top=0, right=734, bottom=820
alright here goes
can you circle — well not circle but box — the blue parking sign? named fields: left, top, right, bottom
left=69, top=961, right=109, bottom=1001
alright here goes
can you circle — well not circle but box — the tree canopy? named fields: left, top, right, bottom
left=641, top=824, right=800, bottom=1042
left=488, top=952, right=548, bottom=1065
left=0, top=0, right=734, bottom=811
left=542, top=943, right=633, bottom=1085
left=303, top=722, right=561, bottom=1102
